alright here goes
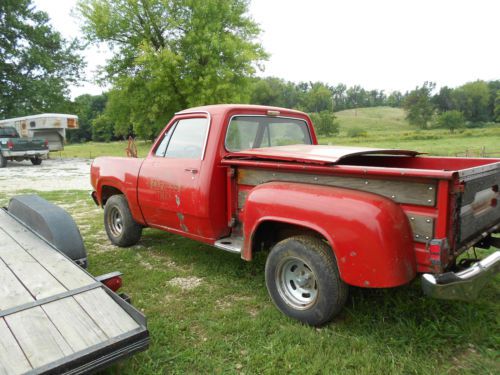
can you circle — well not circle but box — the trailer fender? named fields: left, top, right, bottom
left=242, top=182, right=416, bottom=288
left=8, top=195, right=88, bottom=268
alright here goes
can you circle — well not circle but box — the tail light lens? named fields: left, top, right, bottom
left=96, top=271, right=123, bottom=292
left=103, top=275, right=123, bottom=292
left=44, top=139, right=49, bottom=148
left=7, top=140, right=14, bottom=150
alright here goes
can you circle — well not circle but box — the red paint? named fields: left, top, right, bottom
left=90, top=104, right=500, bottom=288
left=241, top=182, right=416, bottom=287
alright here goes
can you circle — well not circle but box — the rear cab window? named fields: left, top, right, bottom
left=225, top=116, right=312, bottom=152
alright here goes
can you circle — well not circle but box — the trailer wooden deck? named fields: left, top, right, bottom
left=0, top=209, right=148, bottom=375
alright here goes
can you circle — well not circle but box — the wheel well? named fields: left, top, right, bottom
left=101, top=186, right=123, bottom=205
left=251, top=221, right=327, bottom=253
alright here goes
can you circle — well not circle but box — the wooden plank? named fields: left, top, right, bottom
left=42, top=296, right=109, bottom=352
left=0, top=228, right=66, bottom=299
left=237, top=168, right=437, bottom=207
left=0, top=318, right=32, bottom=375
left=0, top=210, right=94, bottom=290
left=4, top=306, right=74, bottom=369
left=74, top=288, right=140, bottom=338
left=0, top=258, right=34, bottom=310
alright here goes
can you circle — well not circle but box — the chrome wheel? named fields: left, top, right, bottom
left=107, top=206, right=123, bottom=237
left=276, top=257, right=318, bottom=309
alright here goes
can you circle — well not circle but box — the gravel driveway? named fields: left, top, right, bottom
left=0, top=158, right=93, bottom=193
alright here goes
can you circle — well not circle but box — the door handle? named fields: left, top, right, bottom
left=184, top=168, right=198, bottom=174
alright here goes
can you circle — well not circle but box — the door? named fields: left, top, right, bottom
left=138, top=116, right=209, bottom=234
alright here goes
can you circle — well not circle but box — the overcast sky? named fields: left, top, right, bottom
left=34, top=0, right=500, bottom=98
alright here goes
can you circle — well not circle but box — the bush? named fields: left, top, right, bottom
left=310, top=111, right=340, bottom=136
left=347, top=127, right=367, bottom=137
left=436, top=110, right=465, bottom=133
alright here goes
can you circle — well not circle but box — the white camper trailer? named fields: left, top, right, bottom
left=0, top=114, right=79, bottom=151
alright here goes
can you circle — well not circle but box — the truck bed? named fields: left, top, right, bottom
left=0, top=209, right=149, bottom=375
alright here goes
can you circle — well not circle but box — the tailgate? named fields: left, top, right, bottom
left=0, top=209, right=149, bottom=375
left=9, top=138, right=46, bottom=151
left=457, top=162, right=500, bottom=247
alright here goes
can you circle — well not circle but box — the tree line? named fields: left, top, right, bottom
left=1, top=0, right=499, bottom=143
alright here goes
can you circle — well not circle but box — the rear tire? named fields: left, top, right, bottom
left=265, top=235, right=348, bottom=326
left=104, top=195, right=142, bottom=247
left=0, top=153, right=6, bottom=168
left=30, top=156, right=42, bottom=165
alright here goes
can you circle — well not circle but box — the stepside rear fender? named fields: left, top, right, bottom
left=242, top=182, right=416, bottom=288
left=91, top=157, right=146, bottom=225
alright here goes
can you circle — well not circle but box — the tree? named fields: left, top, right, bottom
left=78, top=0, right=267, bottom=139
left=494, top=91, right=500, bottom=122
left=301, top=82, right=333, bottom=113
left=310, top=111, right=339, bottom=137
left=436, top=110, right=465, bottom=133
left=69, top=94, right=108, bottom=142
left=432, top=86, right=455, bottom=113
left=403, top=82, right=435, bottom=129
left=0, top=0, right=84, bottom=118
left=387, top=91, right=404, bottom=107
left=452, top=81, right=490, bottom=123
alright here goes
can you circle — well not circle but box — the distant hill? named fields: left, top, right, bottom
left=334, top=106, right=410, bottom=133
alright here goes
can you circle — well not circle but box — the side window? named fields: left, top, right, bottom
left=155, top=124, right=176, bottom=157
left=165, top=118, right=208, bottom=159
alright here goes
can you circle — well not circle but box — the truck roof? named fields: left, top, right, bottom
left=176, top=104, right=308, bottom=117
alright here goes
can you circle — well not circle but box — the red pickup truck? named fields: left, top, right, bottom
left=91, top=104, right=500, bottom=325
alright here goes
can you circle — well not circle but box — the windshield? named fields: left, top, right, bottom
left=225, top=116, right=312, bottom=152
left=0, top=127, right=19, bottom=137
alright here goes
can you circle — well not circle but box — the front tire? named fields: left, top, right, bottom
left=265, top=235, right=348, bottom=326
left=30, top=156, right=42, bottom=165
left=104, top=194, right=142, bottom=247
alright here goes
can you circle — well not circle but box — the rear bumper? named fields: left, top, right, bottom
left=2, top=149, right=49, bottom=158
left=422, top=251, right=500, bottom=301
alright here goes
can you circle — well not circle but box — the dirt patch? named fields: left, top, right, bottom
left=0, top=158, right=92, bottom=193
left=168, top=276, right=203, bottom=290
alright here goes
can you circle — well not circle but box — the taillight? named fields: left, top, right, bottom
left=96, top=271, right=123, bottom=292
left=7, top=140, right=14, bottom=150
left=103, top=275, right=122, bottom=292
left=44, top=139, right=49, bottom=148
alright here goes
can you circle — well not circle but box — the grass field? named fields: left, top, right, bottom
left=326, top=107, right=500, bottom=157
left=0, top=190, right=498, bottom=375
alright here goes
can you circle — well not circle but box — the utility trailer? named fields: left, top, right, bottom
left=0, top=196, right=149, bottom=375
left=0, top=114, right=79, bottom=151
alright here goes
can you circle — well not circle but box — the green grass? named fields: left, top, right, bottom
left=323, top=107, right=500, bottom=157
left=1, top=190, right=498, bottom=374
left=52, top=140, right=153, bottom=159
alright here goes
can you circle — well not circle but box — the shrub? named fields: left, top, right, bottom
left=347, top=127, right=367, bottom=137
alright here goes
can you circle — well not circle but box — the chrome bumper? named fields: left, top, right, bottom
left=3, top=149, right=49, bottom=158
left=422, top=251, right=500, bottom=301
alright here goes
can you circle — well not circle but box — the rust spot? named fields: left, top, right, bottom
left=175, top=195, right=181, bottom=206
left=364, top=280, right=370, bottom=286
left=350, top=251, right=357, bottom=257
left=177, top=212, right=184, bottom=221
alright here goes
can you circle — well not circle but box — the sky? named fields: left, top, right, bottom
left=33, top=0, right=500, bottom=98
